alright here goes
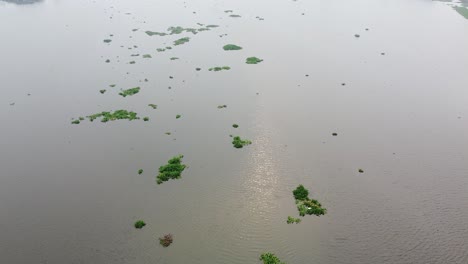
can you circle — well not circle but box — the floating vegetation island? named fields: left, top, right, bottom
left=223, top=44, right=242, bottom=50
left=157, top=155, right=187, bottom=184
left=260, top=252, right=286, bottom=264
left=119, top=87, right=140, bottom=97
left=159, top=234, right=173, bottom=247
left=232, top=136, right=251, bottom=148
left=80, top=110, right=140, bottom=123
left=209, top=66, right=231, bottom=71
left=174, top=37, right=190, bottom=46
left=134, top=220, right=146, bottom=229
left=246, top=57, right=263, bottom=64
left=293, top=185, right=326, bottom=217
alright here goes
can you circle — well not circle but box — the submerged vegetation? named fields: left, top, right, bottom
left=119, top=87, right=140, bottom=97
left=223, top=44, right=242, bottom=50
left=293, top=185, right=326, bottom=217
left=232, top=136, right=252, bottom=148
left=85, top=110, right=140, bottom=122
left=209, top=66, right=231, bottom=71
left=287, top=216, right=301, bottom=224
left=134, top=220, right=146, bottom=229
left=157, top=155, right=187, bottom=184
left=159, top=234, right=173, bottom=247
left=260, top=253, right=286, bottom=264
left=246, top=57, right=263, bottom=64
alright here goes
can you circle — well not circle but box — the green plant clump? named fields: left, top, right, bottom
left=218, top=105, right=227, bottom=109
left=157, top=155, right=187, bottom=184
left=209, top=66, right=231, bottom=71
left=148, top=104, right=157, bottom=109
left=232, top=136, right=251, bottom=148
left=71, top=119, right=80, bottom=125
left=173, top=37, right=190, bottom=46
left=138, top=169, right=143, bottom=175
left=143, top=117, right=149, bottom=121
left=103, top=39, right=112, bottom=43
left=145, top=31, right=167, bottom=36
left=100, top=89, right=106, bottom=94
left=246, top=57, right=263, bottom=64
left=142, top=54, right=152, bottom=58
left=134, top=220, right=146, bottom=229
left=170, top=57, right=179, bottom=60
left=176, top=114, right=181, bottom=119
left=287, top=216, right=301, bottom=224
left=86, top=110, right=140, bottom=123
left=119, top=87, right=140, bottom=97
left=232, top=124, right=239, bottom=128
left=223, top=44, right=242, bottom=50
left=260, top=252, right=286, bottom=264
left=293, top=185, right=326, bottom=217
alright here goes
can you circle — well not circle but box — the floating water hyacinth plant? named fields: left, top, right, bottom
left=246, top=57, right=263, bottom=64
left=293, top=185, right=326, bottom=217
left=134, top=220, right=146, bottom=229
left=260, top=253, right=286, bottom=264
left=119, top=87, right=140, bottom=97
left=84, top=110, right=140, bottom=123
left=157, top=155, right=186, bottom=184
left=223, top=44, right=242, bottom=50
left=232, top=136, right=251, bottom=148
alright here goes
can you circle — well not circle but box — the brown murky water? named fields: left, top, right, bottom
left=1, top=0, right=468, bottom=263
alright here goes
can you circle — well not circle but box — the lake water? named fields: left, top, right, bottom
left=1, top=0, right=468, bottom=263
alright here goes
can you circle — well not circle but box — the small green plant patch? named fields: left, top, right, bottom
left=138, top=169, right=143, bottom=175
left=157, top=155, right=187, bottom=184
left=217, top=105, right=227, bottom=109
left=146, top=31, right=167, bottom=36
left=134, top=220, right=146, bottom=229
left=159, top=234, right=173, bottom=247
left=71, top=119, right=80, bottom=125
left=100, top=89, right=106, bottom=94
left=246, top=57, right=263, bottom=64
left=85, top=110, right=140, bottom=123
left=260, top=253, right=286, bottom=264
left=232, top=124, right=239, bottom=128
left=229, top=14, right=241, bottom=17
left=143, top=117, right=149, bottom=121
left=176, top=114, right=181, bottom=119
left=287, top=216, right=301, bottom=224
left=293, top=185, right=326, bottom=217
left=173, top=37, right=190, bottom=46
left=232, top=136, right=251, bottom=148
left=223, top=44, right=242, bottom=50
left=148, top=104, right=157, bottom=109
left=103, top=39, right=112, bottom=43
left=209, top=66, right=231, bottom=71
left=119, top=87, right=140, bottom=97
left=142, top=54, right=152, bottom=58
left=170, top=57, right=179, bottom=60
